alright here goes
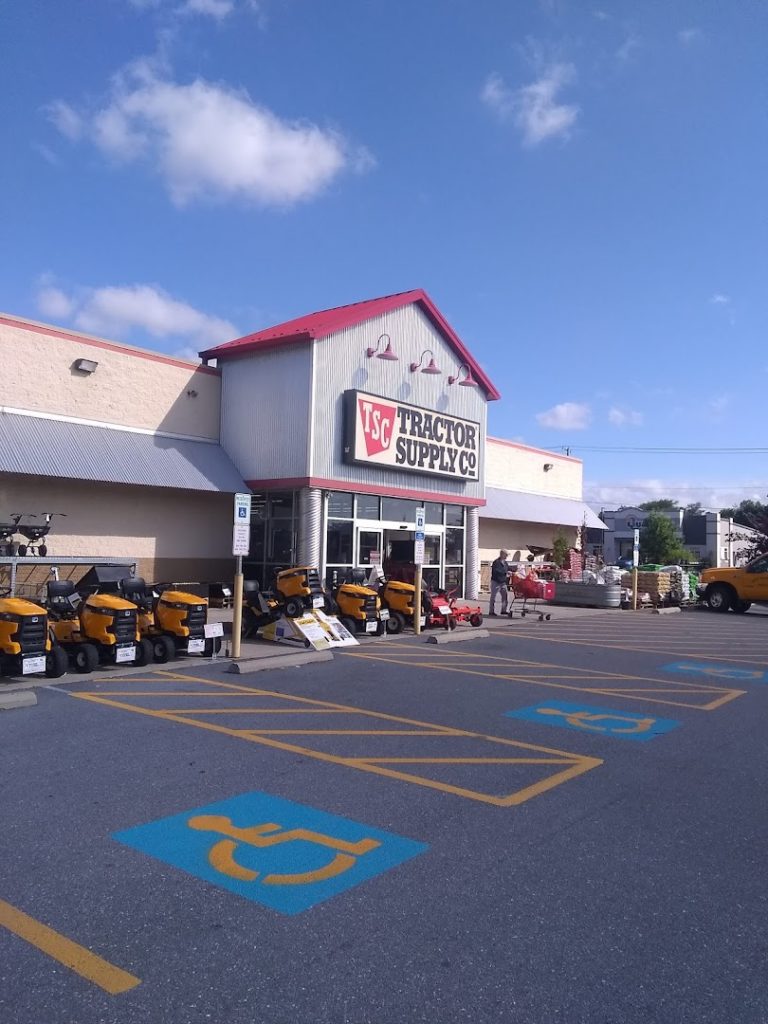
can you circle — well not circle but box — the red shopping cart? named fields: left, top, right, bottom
left=507, top=573, right=554, bottom=621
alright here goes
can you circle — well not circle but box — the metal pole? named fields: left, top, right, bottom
left=414, top=565, right=422, bottom=635
left=632, top=566, right=638, bottom=612
left=231, top=555, right=243, bottom=658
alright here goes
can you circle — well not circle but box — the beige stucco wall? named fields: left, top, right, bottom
left=1, top=315, right=221, bottom=439
left=0, top=474, right=233, bottom=585
left=486, top=438, right=582, bottom=498
left=479, top=518, right=578, bottom=566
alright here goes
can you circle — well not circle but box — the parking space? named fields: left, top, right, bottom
left=3, top=611, right=768, bottom=1024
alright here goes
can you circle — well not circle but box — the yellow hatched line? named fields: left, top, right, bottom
left=0, top=899, right=140, bottom=996
left=345, top=650, right=743, bottom=711
left=70, top=673, right=602, bottom=807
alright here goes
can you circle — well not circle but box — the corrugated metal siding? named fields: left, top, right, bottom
left=311, top=305, right=487, bottom=500
left=0, top=413, right=246, bottom=492
left=219, top=344, right=312, bottom=481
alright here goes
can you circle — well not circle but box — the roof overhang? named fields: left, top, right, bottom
left=481, top=487, right=608, bottom=530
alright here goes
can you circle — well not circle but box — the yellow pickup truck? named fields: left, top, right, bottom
left=699, top=553, right=768, bottom=612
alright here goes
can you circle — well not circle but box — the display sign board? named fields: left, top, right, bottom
left=234, top=493, right=252, bottom=524
left=633, top=528, right=640, bottom=568
left=232, top=522, right=251, bottom=556
left=343, top=390, right=480, bottom=481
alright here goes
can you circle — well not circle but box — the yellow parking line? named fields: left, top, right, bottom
left=0, top=899, right=140, bottom=996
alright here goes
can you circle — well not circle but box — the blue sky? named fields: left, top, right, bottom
left=2, top=0, right=766, bottom=509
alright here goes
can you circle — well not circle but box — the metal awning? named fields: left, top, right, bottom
left=0, top=412, right=246, bottom=492
left=481, top=487, right=607, bottom=530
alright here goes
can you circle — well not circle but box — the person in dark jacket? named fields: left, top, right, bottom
left=489, top=549, right=510, bottom=616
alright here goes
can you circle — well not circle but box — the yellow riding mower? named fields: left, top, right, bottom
left=46, top=580, right=150, bottom=669
left=273, top=567, right=328, bottom=618
left=242, top=580, right=282, bottom=639
left=329, top=570, right=386, bottom=637
left=0, top=593, right=68, bottom=678
left=121, top=579, right=222, bottom=659
left=364, top=571, right=434, bottom=634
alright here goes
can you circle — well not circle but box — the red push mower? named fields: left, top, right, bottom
left=507, top=573, right=554, bottom=622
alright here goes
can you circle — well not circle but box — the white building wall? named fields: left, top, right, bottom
left=1, top=314, right=221, bottom=439
left=486, top=438, right=582, bottom=498
left=219, top=344, right=313, bottom=482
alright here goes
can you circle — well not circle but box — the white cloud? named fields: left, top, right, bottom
left=709, top=394, right=731, bottom=417
left=608, top=406, right=644, bottom=428
left=710, top=293, right=730, bottom=304
left=678, top=27, right=703, bottom=46
left=36, top=281, right=236, bottom=350
left=48, top=64, right=371, bottom=207
left=178, top=0, right=235, bottom=19
left=536, top=402, right=592, bottom=430
left=616, top=34, right=641, bottom=62
left=481, top=63, right=579, bottom=146
left=585, top=479, right=763, bottom=510
left=37, top=286, right=75, bottom=320
left=45, top=100, right=83, bottom=140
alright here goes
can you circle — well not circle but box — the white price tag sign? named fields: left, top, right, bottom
left=115, top=645, right=135, bottom=664
left=204, top=622, right=224, bottom=638
left=187, top=638, right=205, bottom=653
left=22, top=655, right=46, bottom=675
left=365, top=620, right=378, bottom=633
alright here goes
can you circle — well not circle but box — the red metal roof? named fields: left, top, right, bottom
left=199, top=289, right=500, bottom=401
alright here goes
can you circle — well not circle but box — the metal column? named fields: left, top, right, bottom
left=297, top=487, right=323, bottom=568
left=465, top=507, right=479, bottom=599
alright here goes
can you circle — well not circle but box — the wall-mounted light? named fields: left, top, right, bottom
left=543, top=463, right=554, bottom=472
left=187, top=389, right=198, bottom=398
left=447, top=364, right=479, bottom=387
left=366, top=333, right=399, bottom=361
left=73, top=358, right=98, bottom=374
left=409, top=349, right=441, bottom=375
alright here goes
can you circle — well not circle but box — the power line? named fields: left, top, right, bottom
left=558, top=445, right=768, bottom=454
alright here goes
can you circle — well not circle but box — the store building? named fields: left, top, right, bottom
left=200, top=290, right=500, bottom=597
left=2, top=290, right=603, bottom=598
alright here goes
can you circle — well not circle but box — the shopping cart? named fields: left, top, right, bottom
left=507, top=573, right=554, bottom=621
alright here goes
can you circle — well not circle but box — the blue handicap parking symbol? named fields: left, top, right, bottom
left=113, top=791, right=427, bottom=915
left=505, top=701, right=679, bottom=742
left=663, top=661, right=768, bottom=682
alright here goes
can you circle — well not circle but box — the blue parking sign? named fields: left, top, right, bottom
left=113, top=791, right=427, bottom=915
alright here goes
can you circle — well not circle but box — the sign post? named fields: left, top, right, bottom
left=632, top=528, right=640, bottom=612
left=231, top=493, right=251, bottom=658
left=414, top=507, right=425, bottom=635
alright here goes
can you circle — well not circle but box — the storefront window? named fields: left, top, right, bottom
left=269, top=492, right=295, bottom=519
left=326, top=520, right=353, bottom=565
left=356, top=493, right=381, bottom=520
left=328, top=491, right=354, bottom=519
left=444, top=566, right=464, bottom=595
left=445, top=504, right=465, bottom=527
left=424, top=534, right=441, bottom=565
left=381, top=497, right=418, bottom=522
left=445, top=528, right=464, bottom=565
left=425, top=502, right=443, bottom=525
left=358, top=531, right=382, bottom=565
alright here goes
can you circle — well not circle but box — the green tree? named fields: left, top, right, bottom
left=720, top=498, right=768, bottom=528
left=551, top=529, right=570, bottom=568
left=638, top=498, right=679, bottom=512
left=639, top=513, right=689, bottom=565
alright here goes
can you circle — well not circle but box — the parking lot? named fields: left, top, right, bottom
left=2, top=608, right=768, bottom=1024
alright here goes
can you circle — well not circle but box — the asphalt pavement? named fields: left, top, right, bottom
left=2, top=608, right=768, bottom=1024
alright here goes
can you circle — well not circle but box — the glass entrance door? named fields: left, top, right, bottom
left=357, top=528, right=383, bottom=568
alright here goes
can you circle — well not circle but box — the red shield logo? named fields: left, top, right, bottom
left=358, top=398, right=396, bottom=457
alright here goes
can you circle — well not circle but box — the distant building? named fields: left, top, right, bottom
left=592, top=506, right=760, bottom=567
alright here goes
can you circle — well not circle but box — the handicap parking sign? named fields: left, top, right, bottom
left=506, top=701, right=680, bottom=742
left=113, top=791, right=427, bottom=915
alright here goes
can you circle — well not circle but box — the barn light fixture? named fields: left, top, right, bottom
left=447, top=364, right=479, bottom=387
left=543, top=463, right=554, bottom=472
left=73, top=358, right=98, bottom=374
left=366, top=333, right=399, bottom=360
left=409, top=349, right=441, bottom=374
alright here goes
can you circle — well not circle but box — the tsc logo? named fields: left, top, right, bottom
left=359, top=398, right=396, bottom=457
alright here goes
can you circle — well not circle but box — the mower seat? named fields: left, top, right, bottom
left=47, top=579, right=78, bottom=614
left=120, top=577, right=153, bottom=610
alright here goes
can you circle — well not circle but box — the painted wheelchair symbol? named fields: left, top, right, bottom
left=187, top=815, right=381, bottom=886
left=536, top=708, right=656, bottom=735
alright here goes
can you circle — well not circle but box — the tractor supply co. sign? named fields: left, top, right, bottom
left=343, top=390, right=480, bottom=481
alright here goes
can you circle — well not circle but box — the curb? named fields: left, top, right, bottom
left=652, top=607, right=682, bottom=615
left=0, top=690, right=38, bottom=710
left=226, top=650, right=334, bottom=673
left=425, top=629, right=490, bottom=645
